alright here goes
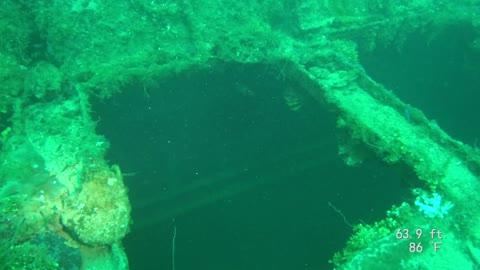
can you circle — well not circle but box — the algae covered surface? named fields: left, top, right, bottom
left=1, top=0, right=480, bottom=269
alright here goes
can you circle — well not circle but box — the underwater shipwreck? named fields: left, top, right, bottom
left=1, top=0, right=480, bottom=269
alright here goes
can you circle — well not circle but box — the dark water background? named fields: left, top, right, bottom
left=93, top=23, right=480, bottom=270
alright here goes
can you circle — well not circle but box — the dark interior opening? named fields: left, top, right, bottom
left=92, top=63, right=409, bottom=270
